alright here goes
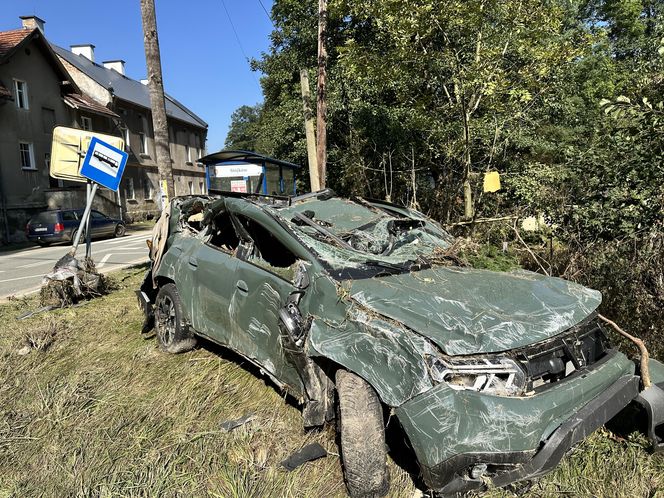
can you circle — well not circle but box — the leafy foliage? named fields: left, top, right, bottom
left=227, top=0, right=663, bottom=341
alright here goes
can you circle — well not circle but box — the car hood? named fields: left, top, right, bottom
left=346, top=266, right=601, bottom=355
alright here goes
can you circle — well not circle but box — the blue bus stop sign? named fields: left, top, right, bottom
left=80, top=137, right=128, bottom=191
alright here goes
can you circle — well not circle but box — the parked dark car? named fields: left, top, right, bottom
left=138, top=191, right=664, bottom=497
left=26, top=208, right=125, bottom=246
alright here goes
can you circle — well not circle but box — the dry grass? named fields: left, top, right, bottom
left=0, top=266, right=662, bottom=497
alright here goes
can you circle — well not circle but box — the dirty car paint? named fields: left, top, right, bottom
left=347, top=266, right=602, bottom=355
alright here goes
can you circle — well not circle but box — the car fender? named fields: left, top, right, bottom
left=306, top=309, right=436, bottom=407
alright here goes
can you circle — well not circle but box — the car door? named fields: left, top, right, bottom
left=224, top=213, right=305, bottom=392
left=90, top=210, right=112, bottom=237
left=182, top=209, right=240, bottom=343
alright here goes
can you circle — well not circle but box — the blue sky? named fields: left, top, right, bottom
left=3, top=0, right=274, bottom=152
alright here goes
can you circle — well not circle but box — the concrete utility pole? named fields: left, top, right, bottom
left=140, top=0, right=175, bottom=207
left=299, top=69, right=320, bottom=191
left=316, top=0, right=327, bottom=189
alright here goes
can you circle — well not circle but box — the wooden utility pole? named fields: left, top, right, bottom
left=140, top=0, right=175, bottom=208
left=299, top=69, right=320, bottom=191
left=316, top=0, right=327, bottom=189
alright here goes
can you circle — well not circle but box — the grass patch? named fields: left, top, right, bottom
left=0, top=267, right=662, bottom=497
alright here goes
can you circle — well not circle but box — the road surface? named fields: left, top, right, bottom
left=0, top=229, right=152, bottom=299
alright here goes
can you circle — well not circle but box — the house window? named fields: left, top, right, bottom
left=19, top=142, right=35, bottom=170
left=199, top=181, right=204, bottom=194
left=14, top=80, right=28, bottom=109
left=126, top=177, right=135, bottom=200
left=186, top=144, right=192, bottom=163
left=123, top=126, right=130, bottom=151
left=196, top=134, right=204, bottom=163
left=41, top=107, right=56, bottom=133
left=81, top=116, right=92, bottom=131
left=143, top=177, right=153, bottom=200
left=139, top=115, right=148, bottom=154
left=188, top=181, right=194, bottom=195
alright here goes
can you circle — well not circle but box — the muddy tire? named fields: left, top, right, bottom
left=336, top=369, right=389, bottom=498
left=154, top=283, right=196, bottom=353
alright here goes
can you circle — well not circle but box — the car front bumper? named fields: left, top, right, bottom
left=395, top=351, right=664, bottom=495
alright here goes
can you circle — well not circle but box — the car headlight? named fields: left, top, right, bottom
left=427, top=356, right=527, bottom=396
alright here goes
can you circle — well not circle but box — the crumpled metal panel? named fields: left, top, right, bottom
left=348, top=266, right=602, bottom=355
left=306, top=274, right=436, bottom=407
left=308, top=314, right=436, bottom=407
left=395, top=352, right=635, bottom=468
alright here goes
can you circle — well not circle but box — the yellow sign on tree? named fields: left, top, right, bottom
left=483, top=171, right=501, bottom=193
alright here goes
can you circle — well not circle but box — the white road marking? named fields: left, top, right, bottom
left=0, top=256, right=148, bottom=301
left=97, top=253, right=112, bottom=269
left=0, top=273, right=46, bottom=283
left=104, top=235, right=150, bottom=246
left=16, top=260, right=51, bottom=269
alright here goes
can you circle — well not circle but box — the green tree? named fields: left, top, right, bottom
left=224, top=104, right=263, bottom=151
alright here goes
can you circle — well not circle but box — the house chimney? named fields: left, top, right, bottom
left=20, top=15, right=45, bottom=33
left=71, top=44, right=95, bottom=62
left=103, top=60, right=126, bottom=75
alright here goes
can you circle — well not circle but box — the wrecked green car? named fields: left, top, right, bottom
left=138, top=190, right=664, bottom=497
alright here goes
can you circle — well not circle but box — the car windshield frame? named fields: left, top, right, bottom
left=273, top=197, right=455, bottom=280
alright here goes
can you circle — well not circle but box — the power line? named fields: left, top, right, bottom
left=257, top=0, right=274, bottom=26
left=219, top=0, right=260, bottom=87
left=220, top=0, right=250, bottom=62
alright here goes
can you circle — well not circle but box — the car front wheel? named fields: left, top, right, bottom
left=336, top=369, right=389, bottom=498
left=114, top=224, right=126, bottom=238
left=154, top=283, right=196, bottom=354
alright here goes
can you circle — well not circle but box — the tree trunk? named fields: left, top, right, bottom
left=316, top=0, right=328, bottom=189
left=140, top=0, right=175, bottom=208
left=299, top=69, right=320, bottom=191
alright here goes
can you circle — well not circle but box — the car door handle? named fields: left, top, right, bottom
left=236, top=280, right=249, bottom=294
left=188, top=256, right=198, bottom=267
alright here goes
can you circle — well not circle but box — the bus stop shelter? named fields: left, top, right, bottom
left=200, top=150, right=300, bottom=196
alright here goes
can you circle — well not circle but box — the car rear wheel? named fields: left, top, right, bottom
left=154, top=283, right=196, bottom=354
left=114, top=224, right=126, bottom=238
left=336, top=369, right=389, bottom=498
left=71, top=229, right=86, bottom=245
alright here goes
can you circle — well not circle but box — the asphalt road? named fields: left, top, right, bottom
left=0, top=229, right=153, bottom=299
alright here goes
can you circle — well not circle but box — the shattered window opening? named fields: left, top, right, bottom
left=207, top=211, right=240, bottom=253
left=236, top=215, right=297, bottom=268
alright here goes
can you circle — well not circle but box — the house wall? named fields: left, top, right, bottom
left=58, top=58, right=111, bottom=105
left=0, top=37, right=73, bottom=241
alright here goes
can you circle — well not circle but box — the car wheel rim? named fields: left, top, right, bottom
left=156, top=295, right=176, bottom=346
left=116, top=225, right=125, bottom=236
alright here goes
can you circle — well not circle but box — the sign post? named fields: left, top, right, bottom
left=68, top=137, right=128, bottom=257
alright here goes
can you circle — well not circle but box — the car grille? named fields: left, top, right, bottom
left=512, top=316, right=611, bottom=392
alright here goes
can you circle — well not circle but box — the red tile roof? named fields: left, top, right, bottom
left=63, top=93, right=119, bottom=118
left=0, top=28, right=32, bottom=59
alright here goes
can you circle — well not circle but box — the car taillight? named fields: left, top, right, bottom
left=54, top=222, right=64, bottom=232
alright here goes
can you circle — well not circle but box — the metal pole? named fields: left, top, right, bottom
left=70, top=183, right=98, bottom=256
left=85, top=180, right=92, bottom=259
